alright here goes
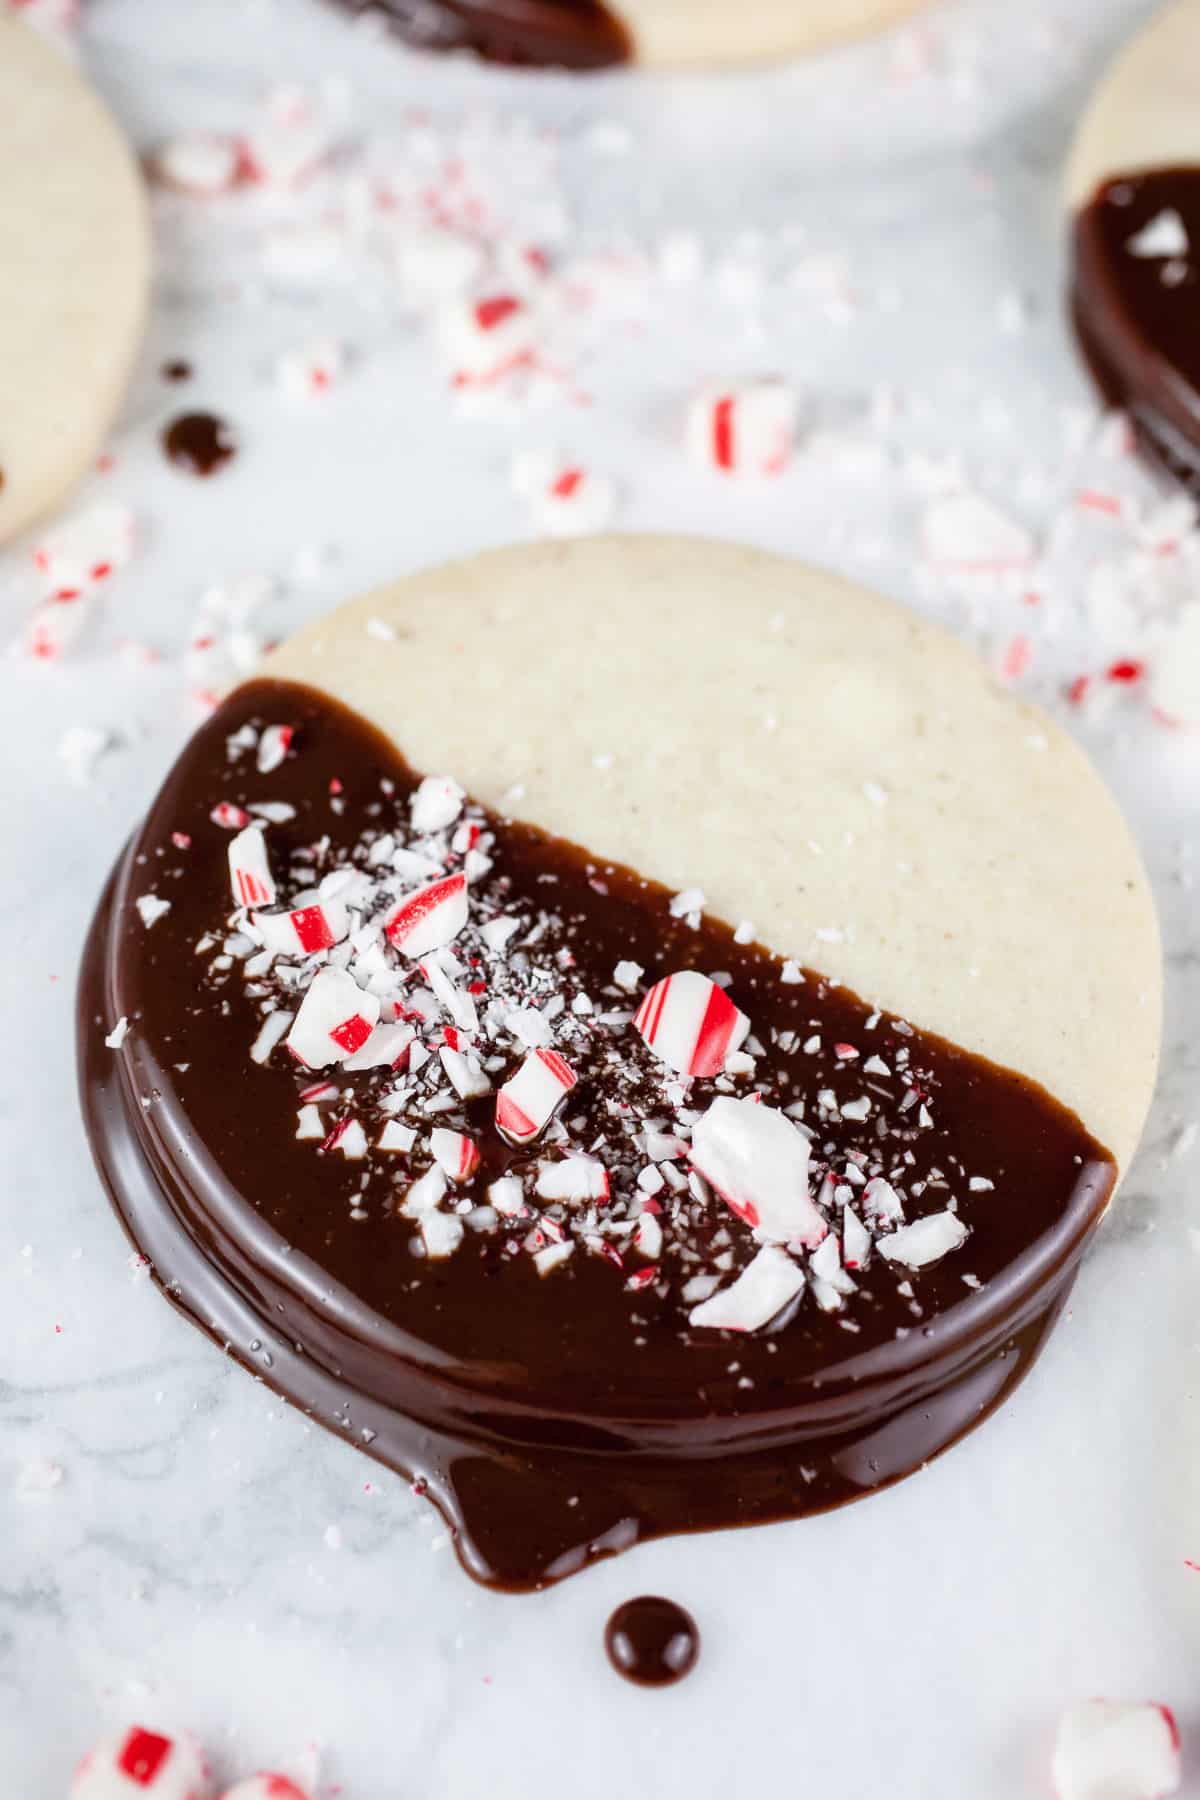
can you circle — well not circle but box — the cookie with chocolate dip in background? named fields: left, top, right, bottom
left=1066, top=0, right=1200, bottom=493
left=0, top=15, right=149, bottom=545
left=330, top=0, right=931, bottom=69
left=78, top=537, right=1161, bottom=1592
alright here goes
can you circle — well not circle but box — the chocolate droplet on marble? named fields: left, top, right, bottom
left=162, top=410, right=237, bottom=477
left=605, top=1597, right=700, bottom=1686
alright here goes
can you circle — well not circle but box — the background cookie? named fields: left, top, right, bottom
left=337, top=0, right=931, bottom=69
left=0, top=17, right=150, bottom=545
left=1064, top=0, right=1200, bottom=210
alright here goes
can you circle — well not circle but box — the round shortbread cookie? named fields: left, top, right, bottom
left=268, top=535, right=1161, bottom=1179
left=1064, top=0, right=1200, bottom=211
left=0, top=17, right=150, bottom=545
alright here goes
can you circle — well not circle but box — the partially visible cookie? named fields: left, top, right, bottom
left=0, top=18, right=150, bottom=544
left=1066, top=1, right=1200, bottom=489
left=333, top=0, right=930, bottom=70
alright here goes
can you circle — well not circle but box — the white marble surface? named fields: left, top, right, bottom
left=3, top=0, right=1199, bottom=1793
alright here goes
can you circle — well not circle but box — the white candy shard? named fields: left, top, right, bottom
left=422, top=1212, right=464, bottom=1260
left=378, top=1120, right=417, bottom=1153
left=488, top=1175, right=525, bottom=1217
left=69, top=1726, right=213, bottom=1800
left=921, top=491, right=1034, bottom=571
left=401, top=1164, right=447, bottom=1218
left=256, top=723, right=294, bottom=774
left=843, top=1206, right=871, bottom=1271
left=228, top=826, right=276, bottom=910
left=152, top=130, right=241, bottom=194
left=863, top=1176, right=904, bottom=1224
left=495, top=1047, right=577, bottom=1145
left=104, top=1017, right=130, bottom=1050
left=440, top=1045, right=492, bottom=1099
left=690, top=1095, right=825, bottom=1245
left=687, top=379, right=797, bottom=477
left=633, top=971, right=750, bottom=1078
left=1051, top=1699, right=1180, bottom=1800
left=431, top=1128, right=480, bottom=1183
left=689, top=1244, right=806, bottom=1331
left=285, top=968, right=380, bottom=1069
left=411, top=775, right=465, bottom=834
left=136, top=895, right=171, bottom=929
left=384, top=873, right=468, bottom=957
left=253, top=899, right=350, bottom=956
left=1126, top=210, right=1189, bottom=260
left=876, top=1210, right=967, bottom=1269
left=535, top=1156, right=610, bottom=1203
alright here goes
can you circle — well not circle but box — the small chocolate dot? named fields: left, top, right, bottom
left=605, top=1596, right=700, bottom=1687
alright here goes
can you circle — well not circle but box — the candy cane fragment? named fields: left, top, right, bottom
left=228, top=825, right=276, bottom=909
left=495, top=1047, right=577, bottom=1145
left=633, top=971, right=750, bottom=1078
left=286, top=968, right=380, bottom=1069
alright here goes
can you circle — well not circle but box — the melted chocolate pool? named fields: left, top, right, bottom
left=162, top=411, right=237, bottom=477
left=606, top=1596, right=699, bottom=1686
left=78, top=679, right=1116, bottom=1590
left=1072, top=167, right=1200, bottom=490
left=330, top=0, right=631, bottom=67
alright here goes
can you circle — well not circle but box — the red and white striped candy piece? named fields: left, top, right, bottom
left=32, top=502, right=135, bottom=591
left=71, top=1726, right=213, bottom=1799
left=441, top=293, right=536, bottom=382
left=219, top=1778, right=312, bottom=1800
left=690, top=1095, right=824, bottom=1244
left=511, top=451, right=617, bottom=537
left=342, top=1021, right=414, bottom=1072
left=228, top=825, right=276, bottom=910
left=1052, top=1700, right=1180, bottom=1800
left=686, top=379, right=797, bottom=477
left=430, top=1128, right=480, bottom=1184
left=384, top=872, right=468, bottom=957
left=253, top=899, right=350, bottom=956
left=633, top=971, right=750, bottom=1079
left=24, top=589, right=95, bottom=661
left=257, top=724, right=294, bottom=774
left=689, top=1243, right=806, bottom=1332
left=211, top=802, right=251, bottom=831
left=495, top=1047, right=577, bottom=1145
left=286, top=967, right=380, bottom=1068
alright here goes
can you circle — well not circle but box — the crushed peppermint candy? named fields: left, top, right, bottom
left=1051, top=1700, right=1180, bottom=1800
left=158, top=694, right=1103, bottom=1344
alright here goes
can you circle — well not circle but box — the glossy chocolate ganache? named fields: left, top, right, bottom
left=1072, top=167, right=1200, bottom=490
left=79, top=679, right=1116, bottom=1591
left=331, top=0, right=631, bottom=68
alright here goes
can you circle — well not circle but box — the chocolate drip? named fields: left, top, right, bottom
left=1071, top=167, right=1200, bottom=491
left=77, top=679, right=1116, bottom=1590
left=331, top=0, right=631, bottom=68
left=162, top=411, right=237, bottom=477
left=605, top=1596, right=699, bottom=1685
